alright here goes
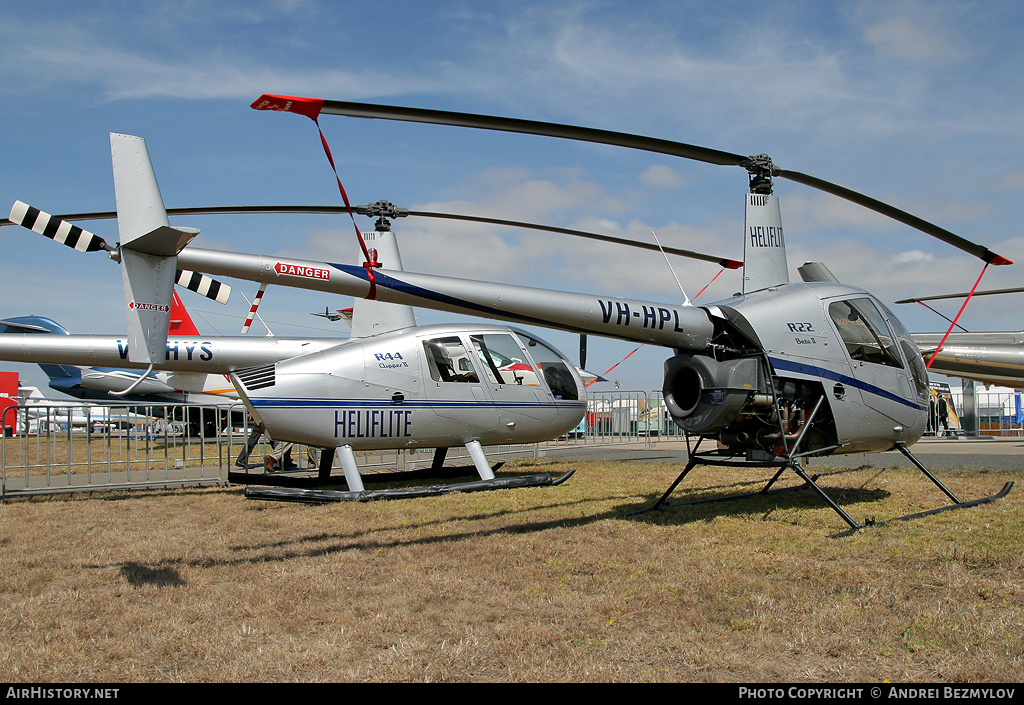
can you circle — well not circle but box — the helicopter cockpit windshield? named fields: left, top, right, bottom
left=878, top=301, right=930, bottom=401
left=515, top=331, right=581, bottom=401
left=828, top=298, right=903, bottom=368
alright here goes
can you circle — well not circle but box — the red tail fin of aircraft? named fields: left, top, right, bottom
left=168, top=291, right=200, bottom=337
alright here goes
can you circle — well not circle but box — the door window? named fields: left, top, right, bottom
left=470, top=334, right=541, bottom=386
left=423, top=336, right=479, bottom=383
left=828, top=299, right=903, bottom=368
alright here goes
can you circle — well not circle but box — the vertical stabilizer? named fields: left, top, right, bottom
left=742, top=193, right=788, bottom=294
left=169, top=291, right=201, bottom=336
left=110, top=133, right=200, bottom=364
left=349, top=226, right=417, bottom=338
left=120, top=248, right=177, bottom=363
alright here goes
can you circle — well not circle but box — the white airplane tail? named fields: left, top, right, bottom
left=110, top=133, right=201, bottom=364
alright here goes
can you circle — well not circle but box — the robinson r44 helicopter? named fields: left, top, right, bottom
left=4, top=133, right=589, bottom=501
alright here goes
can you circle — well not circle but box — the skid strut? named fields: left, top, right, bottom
left=632, top=397, right=1012, bottom=535
left=633, top=442, right=1012, bottom=536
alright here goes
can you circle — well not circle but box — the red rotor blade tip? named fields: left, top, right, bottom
left=251, top=94, right=324, bottom=120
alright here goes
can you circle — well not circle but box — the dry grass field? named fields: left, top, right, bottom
left=0, top=457, right=1020, bottom=683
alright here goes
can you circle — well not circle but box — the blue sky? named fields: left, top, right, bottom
left=2, top=0, right=1023, bottom=395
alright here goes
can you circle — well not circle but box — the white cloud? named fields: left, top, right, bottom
left=860, top=5, right=970, bottom=63
left=892, top=249, right=934, bottom=265
left=639, top=164, right=690, bottom=189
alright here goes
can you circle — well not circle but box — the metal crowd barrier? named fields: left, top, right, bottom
left=1, top=401, right=251, bottom=499
left=1, top=391, right=671, bottom=499
left=950, top=389, right=1024, bottom=437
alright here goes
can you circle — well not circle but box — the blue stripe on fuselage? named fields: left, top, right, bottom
left=770, top=356, right=926, bottom=411
left=249, top=398, right=585, bottom=410
left=328, top=263, right=598, bottom=336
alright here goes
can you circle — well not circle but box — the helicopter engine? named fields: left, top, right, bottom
left=662, top=353, right=759, bottom=434
left=662, top=351, right=835, bottom=456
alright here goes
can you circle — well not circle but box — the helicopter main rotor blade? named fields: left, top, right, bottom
left=895, top=287, right=1024, bottom=304
left=267, top=95, right=1011, bottom=266
left=0, top=205, right=360, bottom=225
left=778, top=169, right=1011, bottom=266
left=3, top=204, right=742, bottom=269
left=317, top=99, right=749, bottom=168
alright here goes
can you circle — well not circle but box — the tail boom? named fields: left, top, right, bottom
left=176, top=248, right=715, bottom=350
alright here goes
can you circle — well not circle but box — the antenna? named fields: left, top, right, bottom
left=651, top=230, right=691, bottom=307
left=240, top=286, right=275, bottom=337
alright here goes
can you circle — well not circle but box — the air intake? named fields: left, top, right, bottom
left=235, top=363, right=276, bottom=391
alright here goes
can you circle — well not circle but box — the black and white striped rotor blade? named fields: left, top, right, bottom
left=9, top=201, right=111, bottom=253
left=175, top=269, right=231, bottom=305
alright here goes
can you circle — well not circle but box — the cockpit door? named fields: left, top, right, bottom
left=469, top=332, right=559, bottom=423
left=826, top=297, right=924, bottom=427
left=420, top=334, right=499, bottom=433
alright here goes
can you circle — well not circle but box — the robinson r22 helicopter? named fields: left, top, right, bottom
left=169, top=93, right=1015, bottom=532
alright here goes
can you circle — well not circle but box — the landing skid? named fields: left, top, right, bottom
left=631, top=435, right=1012, bottom=537
left=236, top=440, right=573, bottom=502
left=829, top=475, right=1013, bottom=538
left=245, top=470, right=575, bottom=504
left=228, top=461, right=506, bottom=487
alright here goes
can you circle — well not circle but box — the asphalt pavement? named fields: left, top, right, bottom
left=543, top=435, right=1024, bottom=471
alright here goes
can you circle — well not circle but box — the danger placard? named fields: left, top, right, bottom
left=274, top=262, right=331, bottom=280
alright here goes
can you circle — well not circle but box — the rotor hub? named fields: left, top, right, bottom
left=743, top=154, right=775, bottom=195
left=362, top=200, right=409, bottom=231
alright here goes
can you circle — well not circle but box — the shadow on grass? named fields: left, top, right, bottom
left=626, top=484, right=892, bottom=528
left=121, top=561, right=187, bottom=588
left=96, top=475, right=898, bottom=583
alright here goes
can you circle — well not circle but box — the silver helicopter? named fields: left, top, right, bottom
left=3, top=133, right=587, bottom=500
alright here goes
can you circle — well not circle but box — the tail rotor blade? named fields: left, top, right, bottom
left=175, top=269, right=231, bottom=305
left=8, top=201, right=111, bottom=253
